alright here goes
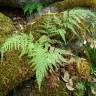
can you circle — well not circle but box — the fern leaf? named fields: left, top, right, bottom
left=57, top=29, right=66, bottom=44
left=40, top=8, right=96, bottom=45
left=29, top=43, right=68, bottom=89
left=1, top=33, right=34, bottom=59
left=23, top=2, right=43, bottom=15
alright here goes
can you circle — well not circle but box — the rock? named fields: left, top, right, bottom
left=0, top=0, right=61, bottom=8
left=9, top=79, right=70, bottom=96
left=0, top=13, right=33, bottom=96
left=26, top=6, right=58, bottom=23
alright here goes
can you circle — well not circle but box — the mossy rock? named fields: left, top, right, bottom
left=0, top=52, right=33, bottom=96
left=25, top=0, right=96, bottom=37
left=76, top=58, right=91, bottom=80
left=24, top=11, right=88, bottom=41
left=0, top=13, right=33, bottom=96
left=51, top=0, right=96, bottom=12
left=25, top=13, right=65, bottom=40
left=0, top=12, right=16, bottom=44
left=26, top=0, right=96, bottom=22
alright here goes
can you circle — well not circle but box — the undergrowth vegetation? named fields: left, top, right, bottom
left=39, top=9, right=96, bottom=45
left=1, top=3, right=96, bottom=96
left=0, top=33, right=70, bottom=89
left=22, top=2, right=44, bottom=15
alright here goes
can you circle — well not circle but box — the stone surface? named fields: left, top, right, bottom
left=9, top=79, right=69, bottom=96
left=0, top=0, right=61, bottom=8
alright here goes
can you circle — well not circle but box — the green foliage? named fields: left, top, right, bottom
left=90, top=82, right=96, bottom=95
left=0, top=33, right=70, bottom=89
left=40, top=8, right=96, bottom=44
left=76, top=82, right=85, bottom=96
left=83, top=19, right=96, bottom=76
left=23, top=2, right=44, bottom=15
left=1, top=7, right=96, bottom=95
left=83, top=37, right=96, bottom=76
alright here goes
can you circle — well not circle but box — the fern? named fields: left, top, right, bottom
left=40, top=8, right=96, bottom=44
left=29, top=43, right=68, bottom=89
left=83, top=38, right=96, bottom=76
left=76, top=82, right=85, bottom=96
left=23, top=2, right=44, bottom=15
left=0, top=33, right=70, bottom=89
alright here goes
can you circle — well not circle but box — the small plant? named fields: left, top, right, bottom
left=22, top=2, right=44, bottom=15
left=76, top=82, right=85, bottom=96
left=83, top=37, right=96, bottom=76
left=0, top=33, right=70, bottom=89
left=40, top=8, right=96, bottom=44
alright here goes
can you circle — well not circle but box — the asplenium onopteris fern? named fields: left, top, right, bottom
left=0, top=33, right=69, bottom=89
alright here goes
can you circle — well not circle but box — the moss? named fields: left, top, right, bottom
left=0, top=13, right=14, bottom=32
left=0, top=12, right=16, bottom=44
left=0, top=2, right=95, bottom=94
left=68, top=57, right=91, bottom=81
left=0, top=52, right=33, bottom=96
left=25, top=13, right=64, bottom=40
left=0, top=13, right=33, bottom=96
left=51, top=0, right=96, bottom=12
left=76, top=58, right=91, bottom=80
left=25, top=0, right=96, bottom=40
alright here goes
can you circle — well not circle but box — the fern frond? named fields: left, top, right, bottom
left=1, top=33, right=70, bottom=90
left=57, top=29, right=66, bottom=44
left=1, top=34, right=26, bottom=52
left=41, top=8, right=96, bottom=44
left=0, top=33, right=34, bottom=58
left=29, top=43, right=68, bottom=89
left=23, top=2, right=43, bottom=15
